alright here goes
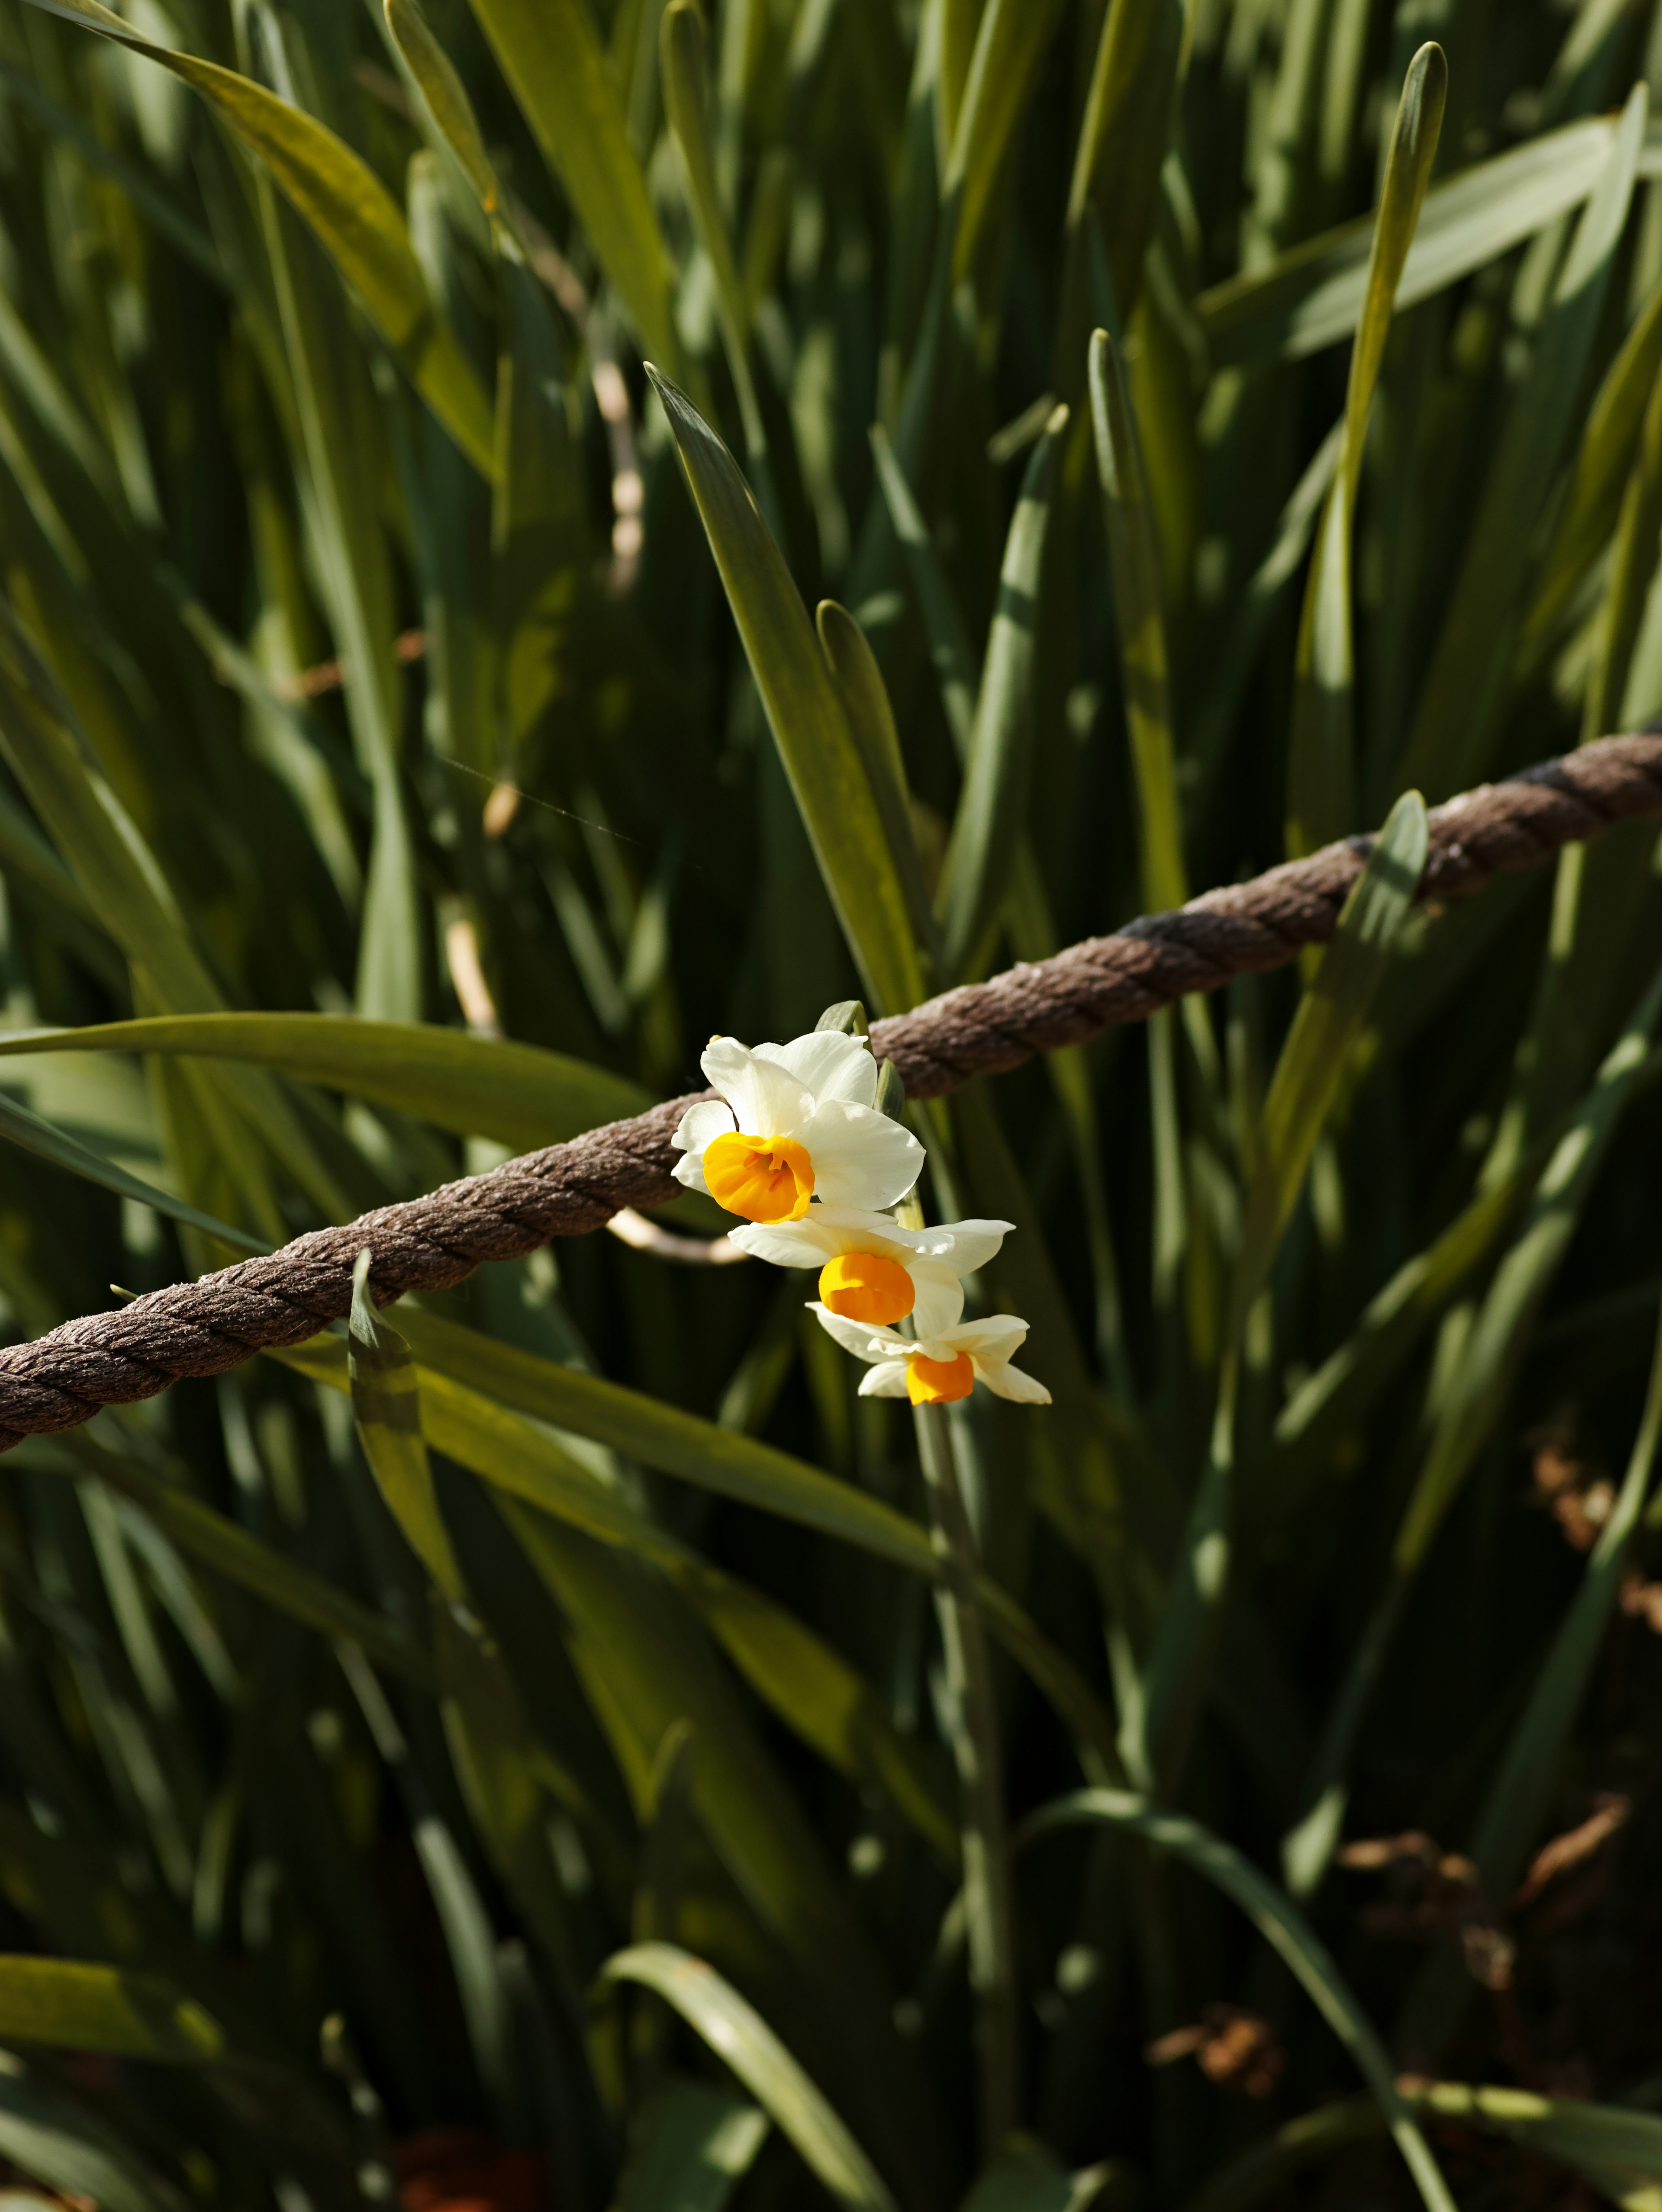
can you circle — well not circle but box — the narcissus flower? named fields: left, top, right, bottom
left=810, top=1306, right=1052, bottom=1407
left=730, top=1207, right=1012, bottom=1333
left=673, top=1033, right=923, bottom=1224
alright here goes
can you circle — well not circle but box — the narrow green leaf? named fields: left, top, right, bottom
left=350, top=1251, right=465, bottom=1602
left=814, top=601, right=939, bottom=972
left=599, top=1944, right=900, bottom=2212
left=647, top=367, right=928, bottom=1016
left=1066, top=0, right=1186, bottom=315
left=660, top=1, right=767, bottom=468
left=1018, top=1795, right=1457, bottom=2212
left=1406, top=2083, right=1662, bottom=2211
left=0, top=1086, right=264, bottom=1252
left=617, top=2078, right=770, bottom=2212
left=0, top=1014, right=651, bottom=1152
left=1200, top=114, right=1626, bottom=365
left=945, top=0, right=1065, bottom=281
left=48, top=1440, right=437, bottom=1691
left=466, top=0, right=676, bottom=364
left=1089, top=328, right=1184, bottom=912
left=1236, top=791, right=1428, bottom=1330
left=1398, top=83, right=1648, bottom=802
left=0, top=2051, right=187, bottom=2212
left=23, top=0, right=495, bottom=476
left=936, top=405, right=1069, bottom=978
left=384, top=0, right=506, bottom=223
left=868, top=421, right=978, bottom=756
left=1471, top=1292, right=1662, bottom=1900
left=0, top=1958, right=224, bottom=2064
left=1285, top=45, right=1444, bottom=858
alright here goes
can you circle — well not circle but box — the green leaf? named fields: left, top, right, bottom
left=350, top=1251, right=465, bottom=1602
left=275, top=1328, right=958, bottom=1859
left=936, top=405, right=1069, bottom=978
left=1236, top=791, right=1429, bottom=1329
left=0, top=1085, right=264, bottom=1252
left=660, top=2, right=767, bottom=469
left=1398, top=83, right=1649, bottom=802
left=616, top=2077, right=770, bottom=2212
left=1089, top=327, right=1184, bottom=912
left=1200, top=113, right=1628, bottom=365
left=1066, top=0, right=1186, bottom=315
left=0, top=2050, right=188, bottom=2212
left=22, top=0, right=495, bottom=477
left=1017, top=1794, right=1457, bottom=2212
left=647, top=368, right=928, bottom=1017
left=0, top=1958, right=224, bottom=2064
left=383, top=0, right=506, bottom=225
left=814, top=602, right=940, bottom=971
left=599, top=1944, right=899, bottom=2212
left=0, top=1014, right=651, bottom=1151
left=45, top=1437, right=437, bottom=1691
left=465, top=0, right=676, bottom=365
left=1285, top=45, right=1444, bottom=858
left=945, top=0, right=1066, bottom=282
left=1407, top=2086, right=1662, bottom=2212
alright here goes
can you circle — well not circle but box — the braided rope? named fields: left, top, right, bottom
left=2, top=731, right=1659, bottom=1452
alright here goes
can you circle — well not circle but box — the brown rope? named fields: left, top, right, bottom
left=2, top=730, right=1659, bottom=1452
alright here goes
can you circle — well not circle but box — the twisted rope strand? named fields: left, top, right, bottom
left=3, top=731, right=1659, bottom=1452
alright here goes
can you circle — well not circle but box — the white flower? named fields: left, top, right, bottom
left=673, top=1032, right=924, bottom=1223
left=731, top=1206, right=1011, bottom=1334
left=809, top=1305, right=1052, bottom=1408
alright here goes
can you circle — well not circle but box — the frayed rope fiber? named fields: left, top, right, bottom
left=3, top=730, right=1662, bottom=1451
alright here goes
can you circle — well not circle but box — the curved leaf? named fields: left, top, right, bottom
left=599, top=1943, right=899, bottom=2212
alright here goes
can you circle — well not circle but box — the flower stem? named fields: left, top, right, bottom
left=915, top=1400, right=1018, bottom=2154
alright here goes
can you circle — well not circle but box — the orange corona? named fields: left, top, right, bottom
left=818, top=1251, right=915, bottom=1327
left=905, top=1350, right=975, bottom=1405
left=702, top=1131, right=815, bottom=1222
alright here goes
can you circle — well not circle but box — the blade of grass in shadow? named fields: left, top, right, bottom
left=1398, top=1291, right=1662, bottom=2055
left=1137, top=795, right=1427, bottom=1791
left=1395, top=83, right=1646, bottom=806
left=1018, top=1794, right=1457, bottom=2212
left=1282, top=958, right=1662, bottom=1896
left=1285, top=45, right=1444, bottom=859
left=599, top=1944, right=899, bottom=2212
left=935, top=405, right=1069, bottom=979
left=0, top=1088, right=264, bottom=1253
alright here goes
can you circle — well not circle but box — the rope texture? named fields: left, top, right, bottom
left=3, top=731, right=1660, bottom=1451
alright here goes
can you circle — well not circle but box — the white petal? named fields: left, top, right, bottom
left=975, top=1357, right=1052, bottom=1405
left=927, top=1218, right=1015, bottom=1274
left=806, top=1301, right=908, bottom=1364
left=700, top=1038, right=813, bottom=1136
left=761, top=1030, right=878, bottom=1107
left=673, top=1099, right=737, bottom=1156
left=798, top=1101, right=924, bottom=1210
left=910, top=1261, right=966, bottom=1338
left=952, top=1313, right=1031, bottom=1361
left=857, top=1361, right=912, bottom=1398
left=672, top=1152, right=710, bottom=1196
left=728, top=1216, right=842, bottom=1269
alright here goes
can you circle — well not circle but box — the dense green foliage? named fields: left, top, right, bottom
left=1, top=0, right=1662, bottom=2206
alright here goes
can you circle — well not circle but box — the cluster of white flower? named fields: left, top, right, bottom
left=673, top=1030, right=1049, bottom=1408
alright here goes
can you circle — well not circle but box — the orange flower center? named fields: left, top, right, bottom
left=703, top=1131, right=815, bottom=1222
left=906, top=1350, right=975, bottom=1405
left=818, top=1251, right=915, bottom=1327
